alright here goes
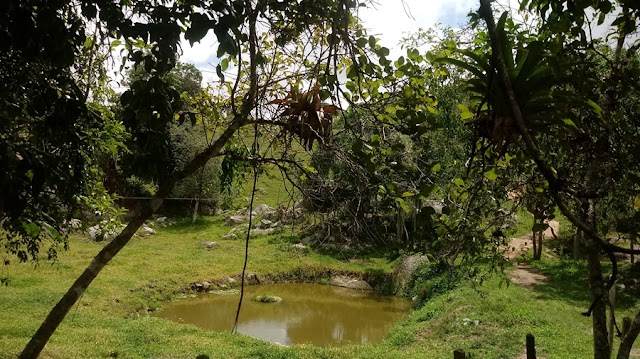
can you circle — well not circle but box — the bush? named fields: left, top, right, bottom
left=406, top=260, right=462, bottom=308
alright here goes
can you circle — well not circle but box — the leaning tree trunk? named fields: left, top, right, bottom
left=617, top=312, right=640, bottom=359
left=18, top=23, right=261, bottom=353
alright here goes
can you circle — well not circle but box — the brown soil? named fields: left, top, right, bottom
left=506, top=220, right=559, bottom=289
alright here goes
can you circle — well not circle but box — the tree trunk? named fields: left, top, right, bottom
left=631, top=235, right=636, bottom=264
left=532, top=229, right=538, bottom=260
left=617, top=312, right=640, bottom=359
left=584, top=199, right=611, bottom=359
left=537, top=228, right=543, bottom=260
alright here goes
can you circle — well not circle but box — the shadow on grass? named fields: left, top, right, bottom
left=529, top=259, right=640, bottom=311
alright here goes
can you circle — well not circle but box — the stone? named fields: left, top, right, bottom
left=257, top=219, right=273, bottom=229
left=204, top=241, right=218, bottom=249
left=253, top=204, right=276, bottom=218
left=228, top=277, right=237, bottom=286
left=250, top=228, right=277, bottom=237
left=157, top=216, right=167, bottom=223
left=293, top=243, right=308, bottom=251
left=392, top=254, right=430, bottom=293
left=222, top=233, right=238, bottom=240
left=246, top=273, right=260, bottom=285
left=226, top=215, right=246, bottom=226
left=201, top=281, right=211, bottom=291
left=142, top=226, right=156, bottom=235
left=330, top=275, right=373, bottom=291
left=253, top=295, right=282, bottom=303
left=68, top=218, right=82, bottom=230
left=219, top=284, right=228, bottom=290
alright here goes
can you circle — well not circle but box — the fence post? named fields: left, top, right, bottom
left=453, top=349, right=467, bottom=359
left=526, top=333, right=536, bottom=359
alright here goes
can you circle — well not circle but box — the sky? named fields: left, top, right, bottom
left=179, top=0, right=479, bottom=84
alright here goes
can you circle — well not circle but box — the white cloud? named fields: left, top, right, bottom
left=357, top=0, right=476, bottom=50
left=179, top=0, right=478, bottom=74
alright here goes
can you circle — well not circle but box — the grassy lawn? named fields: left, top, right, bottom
left=1, top=217, right=638, bottom=358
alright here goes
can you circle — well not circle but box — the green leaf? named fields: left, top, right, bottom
left=431, top=163, right=441, bottom=172
left=457, top=104, right=474, bottom=120
left=395, top=198, right=409, bottom=212
left=220, top=57, right=230, bottom=71
left=484, top=168, right=497, bottom=181
left=21, top=221, right=41, bottom=238
left=454, top=178, right=465, bottom=186
left=586, top=99, right=602, bottom=116
left=401, top=191, right=414, bottom=198
left=562, top=118, right=578, bottom=131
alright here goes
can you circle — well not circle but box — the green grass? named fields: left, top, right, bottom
left=1, top=217, right=638, bottom=358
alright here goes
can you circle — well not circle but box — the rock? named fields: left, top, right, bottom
left=330, top=275, right=373, bottom=291
left=293, top=243, right=308, bottom=251
left=68, top=218, right=82, bottom=230
left=87, top=225, right=118, bottom=241
left=246, top=273, right=260, bottom=285
left=142, top=226, right=156, bottom=235
left=222, top=233, right=238, bottom=240
left=226, top=215, right=246, bottom=226
left=257, top=219, right=273, bottom=229
left=270, top=221, right=281, bottom=228
left=253, top=204, right=276, bottom=218
left=228, top=277, right=237, bottom=286
left=219, top=284, right=228, bottom=290
left=201, top=281, right=211, bottom=291
left=253, top=295, right=282, bottom=303
left=204, top=241, right=218, bottom=249
left=157, top=216, right=167, bottom=223
left=229, top=224, right=250, bottom=235
left=392, top=254, right=430, bottom=293
left=250, top=228, right=277, bottom=237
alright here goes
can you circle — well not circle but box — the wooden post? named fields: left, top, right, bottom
left=453, top=349, right=467, bottom=359
left=631, top=234, right=636, bottom=264
left=526, top=333, right=536, bottom=359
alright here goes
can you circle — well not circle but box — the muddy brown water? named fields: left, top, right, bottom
left=155, top=283, right=411, bottom=346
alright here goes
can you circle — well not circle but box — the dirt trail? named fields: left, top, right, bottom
left=506, top=220, right=559, bottom=289
left=507, top=221, right=559, bottom=359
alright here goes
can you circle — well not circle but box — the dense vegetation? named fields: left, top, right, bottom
left=1, top=0, right=640, bottom=358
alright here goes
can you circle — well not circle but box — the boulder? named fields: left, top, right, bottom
left=228, top=277, right=237, bottom=286
left=222, top=233, right=238, bottom=240
left=292, top=243, right=308, bottom=252
left=330, top=275, right=373, bottom=291
left=257, top=219, right=273, bottom=229
left=246, top=273, right=260, bottom=285
left=204, top=241, right=218, bottom=249
left=201, top=281, right=212, bottom=291
left=253, top=204, right=276, bottom=218
left=392, top=254, right=430, bottom=293
left=157, top=216, right=167, bottom=223
left=226, top=215, right=246, bottom=226
left=250, top=228, right=277, bottom=237
left=142, top=226, right=156, bottom=235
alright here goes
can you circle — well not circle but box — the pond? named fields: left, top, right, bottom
left=155, top=283, right=411, bottom=346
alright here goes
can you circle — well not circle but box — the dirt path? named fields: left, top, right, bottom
left=506, top=220, right=559, bottom=289
left=507, top=221, right=559, bottom=359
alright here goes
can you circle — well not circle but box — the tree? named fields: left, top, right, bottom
left=4, top=0, right=363, bottom=357
left=470, top=1, right=640, bottom=358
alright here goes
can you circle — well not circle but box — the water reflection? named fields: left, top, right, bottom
left=156, top=283, right=410, bottom=346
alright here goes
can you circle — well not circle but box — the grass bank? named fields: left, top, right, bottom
left=1, top=217, right=638, bottom=358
